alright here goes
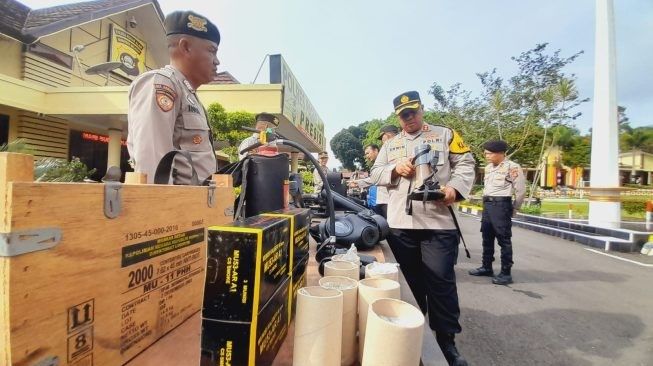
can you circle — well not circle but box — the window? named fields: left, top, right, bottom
left=0, top=114, right=9, bottom=147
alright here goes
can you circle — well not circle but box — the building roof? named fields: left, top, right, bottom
left=0, top=0, right=164, bottom=43
left=0, top=0, right=30, bottom=41
left=210, top=71, right=240, bottom=85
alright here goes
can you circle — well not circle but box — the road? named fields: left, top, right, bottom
left=452, top=214, right=653, bottom=365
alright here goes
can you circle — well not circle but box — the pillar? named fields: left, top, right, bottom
left=589, top=0, right=621, bottom=228
left=107, top=128, right=123, bottom=169
left=290, top=151, right=299, bottom=173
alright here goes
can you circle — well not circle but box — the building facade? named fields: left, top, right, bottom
left=0, top=0, right=326, bottom=180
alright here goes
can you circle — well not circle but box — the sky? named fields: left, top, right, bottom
left=21, top=0, right=653, bottom=169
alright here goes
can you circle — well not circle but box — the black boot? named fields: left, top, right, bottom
left=492, top=266, right=513, bottom=285
left=468, top=263, right=493, bottom=277
left=435, top=332, right=468, bottom=366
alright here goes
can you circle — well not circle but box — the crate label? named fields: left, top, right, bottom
left=67, top=326, right=93, bottom=362
left=69, top=354, right=93, bottom=366
left=68, top=299, right=94, bottom=333
left=119, top=228, right=206, bottom=355
left=121, top=227, right=204, bottom=267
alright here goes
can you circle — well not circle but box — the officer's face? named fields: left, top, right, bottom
left=398, top=107, right=423, bottom=133
left=319, top=157, right=328, bottom=166
left=381, top=132, right=396, bottom=143
left=255, top=121, right=271, bottom=131
left=188, top=37, right=220, bottom=85
left=364, top=146, right=378, bottom=162
left=484, top=150, right=506, bottom=165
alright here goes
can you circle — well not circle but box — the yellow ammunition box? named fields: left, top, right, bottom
left=289, top=254, right=309, bottom=323
left=204, top=216, right=289, bottom=322
left=262, top=208, right=311, bottom=273
left=200, top=278, right=289, bottom=366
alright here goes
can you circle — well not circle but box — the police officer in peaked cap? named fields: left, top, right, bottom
left=469, top=140, right=526, bottom=285
left=313, top=151, right=329, bottom=193
left=371, top=91, right=475, bottom=365
left=238, top=113, right=279, bottom=159
left=127, top=10, right=221, bottom=184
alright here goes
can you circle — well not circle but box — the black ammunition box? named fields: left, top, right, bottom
left=201, top=278, right=290, bottom=366
left=204, top=215, right=289, bottom=321
left=289, top=254, right=309, bottom=323
left=262, top=208, right=311, bottom=272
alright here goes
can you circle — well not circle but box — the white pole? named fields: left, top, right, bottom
left=588, top=0, right=621, bottom=228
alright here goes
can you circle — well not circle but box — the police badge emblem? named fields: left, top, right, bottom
left=187, top=14, right=208, bottom=32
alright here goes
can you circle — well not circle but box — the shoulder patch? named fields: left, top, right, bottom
left=155, top=83, right=177, bottom=112
left=449, top=130, right=470, bottom=154
left=510, top=167, right=520, bottom=180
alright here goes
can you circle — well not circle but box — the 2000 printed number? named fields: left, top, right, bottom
left=128, top=264, right=154, bottom=288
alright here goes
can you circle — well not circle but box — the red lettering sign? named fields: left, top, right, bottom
left=82, top=132, right=126, bottom=146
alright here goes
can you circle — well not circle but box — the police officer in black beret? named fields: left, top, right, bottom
left=378, top=124, right=399, bottom=142
left=127, top=10, right=221, bottom=184
left=469, top=140, right=526, bottom=285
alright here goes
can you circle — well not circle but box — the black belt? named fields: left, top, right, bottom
left=483, top=196, right=512, bottom=202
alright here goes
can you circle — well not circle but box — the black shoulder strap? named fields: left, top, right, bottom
left=448, top=206, right=471, bottom=258
left=154, top=150, right=200, bottom=185
left=233, top=158, right=250, bottom=221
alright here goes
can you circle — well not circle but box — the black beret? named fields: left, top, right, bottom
left=165, top=11, right=220, bottom=45
left=483, top=140, right=509, bottom=153
left=378, top=124, right=399, bottom=140
left=393, top=91, right=421, bottom=115
left=255, top=112, right=278, bottom=126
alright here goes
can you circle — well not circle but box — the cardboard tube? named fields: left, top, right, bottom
left=357, top=278, right=400, bottom=362
left=364, top=262, right=399, bottom=282
left=362, top=298, right=425, bottom=366
left=331, top=254, right=361, bottom=266
left=319, top=276, right=359, bottom=366
left=293, top=286, right=343, bottom=366
left=324, top=260, right=359, bottom=280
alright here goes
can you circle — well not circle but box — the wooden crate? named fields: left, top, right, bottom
left=0, top=153, right=234, bottom=366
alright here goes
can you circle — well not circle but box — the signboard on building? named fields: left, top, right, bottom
left=269, top=54, right=325, bottom=149
left=109, top=24, right=147, bottom=79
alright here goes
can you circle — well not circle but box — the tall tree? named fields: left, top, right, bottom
left=330, top=130, right=363, bottom=171
left=206, top=102, right=255, bottom=162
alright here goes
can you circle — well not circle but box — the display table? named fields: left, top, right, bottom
left=127, top=239, right=447, bottom=365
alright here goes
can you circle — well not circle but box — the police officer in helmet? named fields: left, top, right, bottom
left=371, top=91, right=475, bottom=366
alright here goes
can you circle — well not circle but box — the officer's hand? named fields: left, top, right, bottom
left=439, top=186, right=457, bottom=206
left=394, top=158, right=415, bottom=178
left=348, top=181, right=358, bottom=188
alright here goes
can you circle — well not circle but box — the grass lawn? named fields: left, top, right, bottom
left=540, top=198, right=645, bottom=220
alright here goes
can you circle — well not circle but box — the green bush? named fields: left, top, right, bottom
left=520, top=205, right=542, bottom=215
left=470, top=184, right=484, bottom=196
left=301, top=170, right=315, bottom=194
left=34, top=157, right=96, bottom=182
left=622, top=198, right=648, bottom=215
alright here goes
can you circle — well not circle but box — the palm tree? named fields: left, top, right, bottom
left=528, top=79, right=580, bottom=200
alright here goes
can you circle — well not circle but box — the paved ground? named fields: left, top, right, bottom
left=453, top=214, right=653, bottom=366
